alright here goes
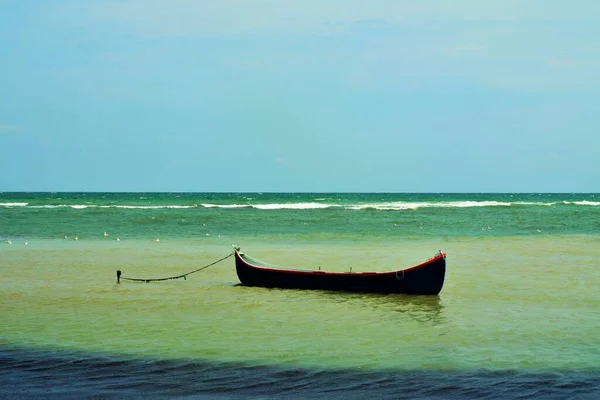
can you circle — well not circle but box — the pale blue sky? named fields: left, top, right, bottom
left=1, top=1, right=599, bottom=192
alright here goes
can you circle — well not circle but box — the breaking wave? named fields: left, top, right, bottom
left=347, top=201, right=512, bottom=211
left=1, top=200, right=599, bottom=210
left=252, top=202, right=332, bottom=210
left=201, top=204, right=250, bottom=209
left=0, top=204, right=198, bottom=209
left=564, top=201, right=600, bottom=206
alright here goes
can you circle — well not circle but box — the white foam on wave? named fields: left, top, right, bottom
left=105, top=205, right=196, bottom=209
left=201, top=203, right=332, bottom=210
left=347, top=202, right=422, bottom=211
left=513, top=201, right=556, bottom=206
left=33, top=204, right=90, bottom=209
left=253, top=202, right=332, bottom=210
left=564, top=201, right=600, bottom=206
left=442, top=201, right=513, bottom=208
left=0, top=202, right=29, bottom=207
left=347, top=201, right=513, bottom=210
left=201, top=204, right=250, bottom=209
left=27, top=204, right=196, bottom=209
left=29, top=205, right=91, bottom=209
left=12, top=199, right=597, bottom=211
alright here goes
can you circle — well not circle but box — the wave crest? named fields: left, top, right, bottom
left=2, top=199, right=598, bottom=210
left=347, top=201, right=512, bottom=211
left=253, top=203, right=332, bottom=210
left=564, top=201, right=600, bottom=206
left=201, top=204, right=250, bottom=209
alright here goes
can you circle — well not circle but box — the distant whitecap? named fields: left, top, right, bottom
left=0, top=202, right=28, bottom=207
left=254, top=202, right=331, bottom=210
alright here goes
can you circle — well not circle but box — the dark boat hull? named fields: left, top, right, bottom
left=234, top=251, right=446, bottom=295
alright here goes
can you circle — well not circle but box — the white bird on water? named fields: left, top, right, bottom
left=116, top=237, right=120, bottom=242
left=74, top=235, right=78, bottom=241
left=154, top=238, right=160, bottom=243
left=104, top=232, right=109, bottom=237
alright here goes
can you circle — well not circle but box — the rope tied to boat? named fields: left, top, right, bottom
left=438, top=249, right=446, bottom=260
left=116, top=250, right=235, bottom=283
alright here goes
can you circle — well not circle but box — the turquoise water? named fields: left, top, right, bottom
left=1, top=192, right=599, bottom=241
left=1, top=193, right=599, bottom=397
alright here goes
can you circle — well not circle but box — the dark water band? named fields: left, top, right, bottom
left=1, top=347, right=599, bottom=399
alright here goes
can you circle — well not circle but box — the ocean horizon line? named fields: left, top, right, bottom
left=1, top=190, right=598, bottom=195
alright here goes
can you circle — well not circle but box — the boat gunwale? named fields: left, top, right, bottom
left=235, top=251, right=446, bottom=277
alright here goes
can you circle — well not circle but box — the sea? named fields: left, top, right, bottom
left=1, top=192, right=599, bottom=399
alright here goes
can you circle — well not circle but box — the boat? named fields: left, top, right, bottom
left=234, top=249, right=447, bottom=295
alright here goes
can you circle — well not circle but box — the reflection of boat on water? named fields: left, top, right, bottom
left=326, top=292, right=445, bottom=323
left=378, top=294, right=444, bottom=323
left=355, top=292, right=443, bottom=310
left=232, top=283, right=445, bottom=324
left=234, top=249, right=447, bottom=295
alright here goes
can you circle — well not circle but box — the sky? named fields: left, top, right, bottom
left=0, top=0, right=599, bottom=192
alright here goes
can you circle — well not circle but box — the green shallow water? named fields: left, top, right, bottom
left=2, top=236, right=599, bottom=372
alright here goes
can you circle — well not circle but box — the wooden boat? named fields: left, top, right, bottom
left=234, top=249, right=447, bottom=295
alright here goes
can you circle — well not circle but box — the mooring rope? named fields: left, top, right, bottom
left=116, top=251, right=235, bottom=283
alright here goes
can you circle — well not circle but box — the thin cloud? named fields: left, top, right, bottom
left=0, top=125, right=18, bottom=134
left=450, top=44, right=487, bottom=56
left=82, top=0, right=598, bottom=37
left=544, top=57, right=577, bottom=68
